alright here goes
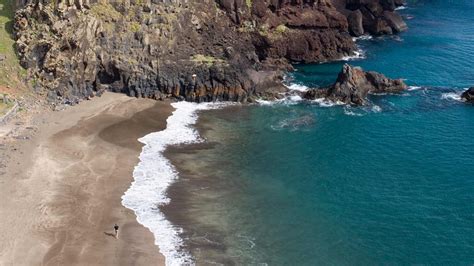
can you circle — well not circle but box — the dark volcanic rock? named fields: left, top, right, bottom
left=13, top=0, right=408, bottom=103
left=461, top=87, right=474, bottom=103
left=342, top=0, right=407, bottom=35
left=348, top=9, right=364, bottom=36
left=383, top=11, right=408, bottom=33
left=304, top=64, right=407, bottom=105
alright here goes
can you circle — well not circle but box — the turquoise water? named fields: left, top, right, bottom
left=166, top=1, right=474, bottom=264
left=293, top=0, right=474, bottom=88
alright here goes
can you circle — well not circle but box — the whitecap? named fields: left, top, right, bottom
left=122, top=101, right=229, bottom=266
left=395, top=5, right=407, bottom=11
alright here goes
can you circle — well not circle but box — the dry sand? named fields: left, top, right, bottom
left=0, top=92, right=173, bottom=265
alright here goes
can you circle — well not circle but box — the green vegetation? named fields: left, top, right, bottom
left=0, top=0, right=26, bottom=87
left=129, top=21, right=140, bottom=32
left=0, top=94, right=14, bottom=116
left=258, top=24, right=289, bottom=40
left=246, top=0, right=252, bottom=9
left=190, top=54, right=224, bottom=66
left=0, top=101, right=13, bottom=115
left=275, top=24, right=288, bottom=34
left=90, top=3, right=122, bottom=22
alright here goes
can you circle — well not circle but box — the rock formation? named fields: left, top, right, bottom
left=343, top=0, right=408, bottom=36
left=13, top=0, right=407, bottom=103
left=304, top=64, right=407, bottom=105
left=461, top=87, right=474, bottom=103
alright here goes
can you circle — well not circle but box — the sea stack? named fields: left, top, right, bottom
left=461, top=87, right=474, bottom=103
left=304, top=64, right=407, bottom=105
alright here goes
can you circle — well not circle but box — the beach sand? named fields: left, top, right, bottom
left=0, top=92, right=172, bottom=265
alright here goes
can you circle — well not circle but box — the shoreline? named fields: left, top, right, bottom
left=123, top=101, right=232, bottom=264
left=162, top=105, right=253, bottom=264
left=0, top=92, right=172, bottom=265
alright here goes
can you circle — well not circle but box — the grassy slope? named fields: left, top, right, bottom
left=0, top=0, right=32, bottom=115
left=0, top=99, right=13, bottom=115
left=0, top=0, right=25, bottom=85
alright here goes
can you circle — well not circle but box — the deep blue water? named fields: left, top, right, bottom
left=172, top=1, right=474, bottom=264
left=292, top=0, right=474, bottom=89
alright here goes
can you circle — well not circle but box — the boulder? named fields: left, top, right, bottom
left=369, top=17, right=393, bottom=35
left=461, top=87, right=474, bottom=103
left=383, top=11, right=408, bottom=33
left=304, top=64, right=407, bottom=105
left=380, top=0, right=396, bottom=11
left=343, top=0, right=407, bottom=36
left=348, top=10, right=364, bottom=36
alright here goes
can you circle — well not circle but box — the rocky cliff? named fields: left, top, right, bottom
left=13, top=0, right=406, bottom=103
left=461, top=87, right=474, bottom=103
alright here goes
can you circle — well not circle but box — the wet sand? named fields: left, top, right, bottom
left=162, top=105, right=253, bottom=265
left=0, top=92, right=172, bottom=265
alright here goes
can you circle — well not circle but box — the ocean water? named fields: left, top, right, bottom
left=125, top=0, right=474, bottom=265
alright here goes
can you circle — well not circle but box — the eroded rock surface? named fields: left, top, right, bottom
left=461, top=87, right=474, bottom=103
left=14, top=0, right=407, bottom=103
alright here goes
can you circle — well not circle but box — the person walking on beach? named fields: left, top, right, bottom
left=114, top=224, right=119, bottom=239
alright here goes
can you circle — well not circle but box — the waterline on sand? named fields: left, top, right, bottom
left=122, top=101, right=227, bottom=265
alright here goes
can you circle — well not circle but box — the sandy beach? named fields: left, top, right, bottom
left=0, top=92, right=172, bottom=265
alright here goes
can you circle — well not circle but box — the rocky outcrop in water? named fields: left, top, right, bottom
left=13, top=0, right=407, bottom=103
left=304, top=64, right=407, bottom=105
left=461, top=87, right=474, bottom=103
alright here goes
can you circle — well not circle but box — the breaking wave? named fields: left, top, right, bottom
left=122, top=101, right=228, bottom=266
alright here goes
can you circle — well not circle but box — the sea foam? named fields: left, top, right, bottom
left=122, top=101, right=226, bottom=266
left=256, top=84, right=307, bottom=106
left=408, top=86, right=423, bottom=91
left=395, top=5, right=407, bottom=11
left=340, top=49, right=366, bottom=61
left=286, top=83, right=309, bottom=92
left=441, top=92, right=463, bottom=102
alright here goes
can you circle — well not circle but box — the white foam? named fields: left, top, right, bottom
left=286, top=83, right=309, bottom=92
left=441, top=92, right=463, bottom=102
left=408, top=86, right=422, bottom=91
left=395, top=5, right=407, bottom=11
left=257, top=96, right=303, bottom=106
left=340, top=48, right=366, bottom=61
left=371, top=105, right=382, bottom=113
left=256, top=86, right=305, bottom=105
left=288, top=95, right=303, bottom=102
left=343, top=107, right=364, bottom=116
left=122, top=101, right=228, bottom=266
left=353, top=35, right=373, bottom=41
left=256, top=99, right=275, bottom=105
left=312, top=98, right=345, bottom=107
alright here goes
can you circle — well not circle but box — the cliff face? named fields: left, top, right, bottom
left=13, top=0, right=406, bottom=103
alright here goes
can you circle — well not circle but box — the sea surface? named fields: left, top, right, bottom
left=124, top=0, right=474, bottom=265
